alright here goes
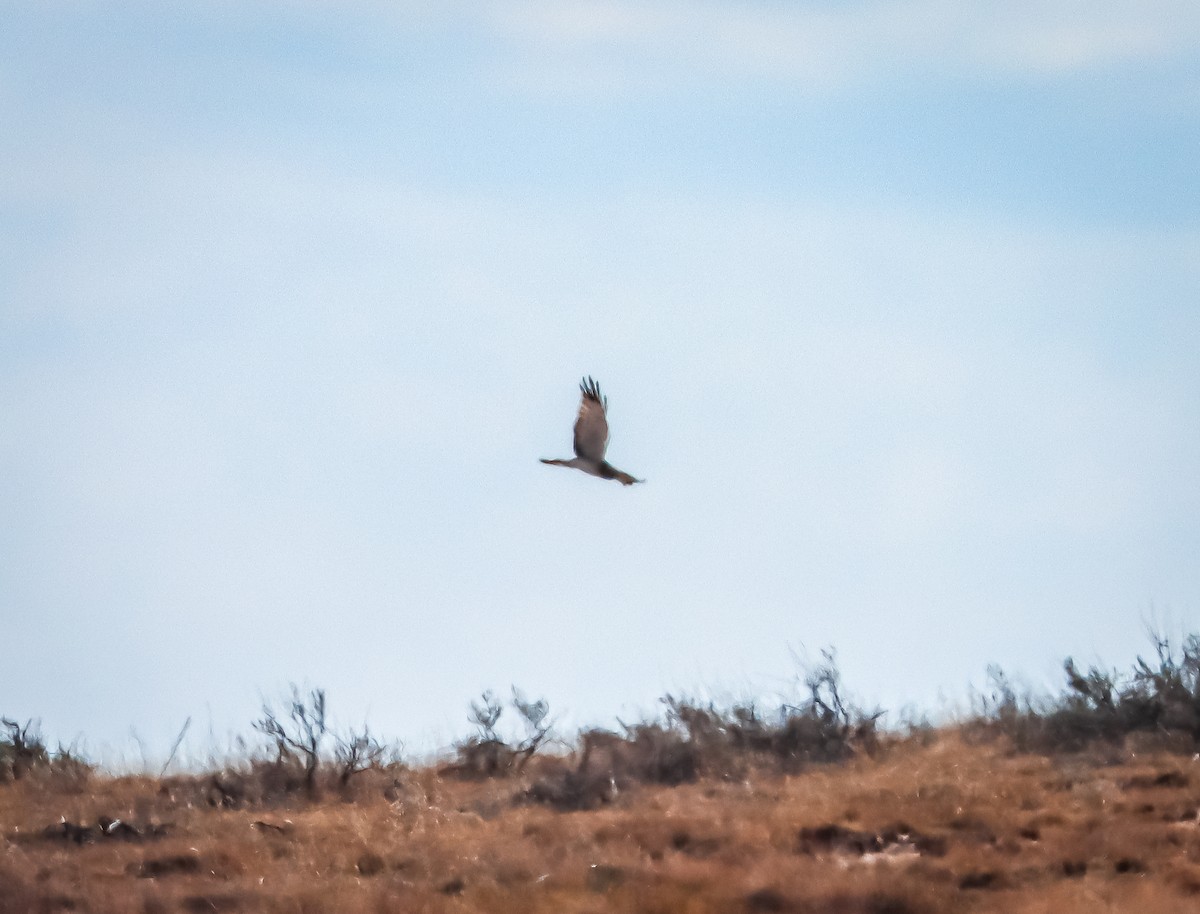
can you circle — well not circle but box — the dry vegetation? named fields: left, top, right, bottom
left=5, top=635, right=1200, bottom=913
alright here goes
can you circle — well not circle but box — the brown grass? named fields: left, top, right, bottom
left=5, top=729, right=1200, bottom=913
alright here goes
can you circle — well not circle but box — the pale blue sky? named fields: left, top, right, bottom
left=2, top=2, right=1199, bottom=763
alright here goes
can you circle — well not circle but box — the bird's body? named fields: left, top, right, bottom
left=541, top=377, right=642, bottom=486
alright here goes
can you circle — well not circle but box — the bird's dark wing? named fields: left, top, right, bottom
left=572, top=376, right=610, bottom=462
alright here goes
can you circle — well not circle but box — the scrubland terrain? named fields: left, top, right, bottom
left=6, top=635, right=1200, bottom=913
left=6, top=730, right=1200, bottom=913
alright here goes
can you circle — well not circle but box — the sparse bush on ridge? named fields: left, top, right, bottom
left=333, top=724, right=390, bottom=788
left=447, top=687, right=555, bottom=778
left=252, top=686, right=329, bottom=797
left=0, top=717, right=48, bottom=781
left=0, top=651, right=882, bottom=811
left=524, top=648, right=884, bottom=811
left=0, top=716, right=91, bottom=786
left=10, top=630, right=1200, bottom=812
left=971, top=628, right=1200, bottom=753
left=202, top=686, right=403, bottom=806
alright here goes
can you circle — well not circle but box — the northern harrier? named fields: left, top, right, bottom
left=541, top=377, right=643, bottom=486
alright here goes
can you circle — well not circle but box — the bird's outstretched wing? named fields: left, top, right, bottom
left=572, top=376, right=609, bottom=462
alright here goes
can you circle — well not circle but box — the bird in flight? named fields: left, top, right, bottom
left=541, top=377, right=643, bottom=486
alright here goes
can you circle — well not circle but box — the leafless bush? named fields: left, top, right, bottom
left=334, top=726, right=389, bottom=788
left=449, top=688, right=554, bottom=779
left=510, top=687, right=553, bottom=770
left=253, top=686, right=327, bottom=797
left=469, top=690, right=503, bottom=740
left=624, top=717, right=703, bottom=784
left=525, top=649, right=882, bottom=809
left=207, top=688, right=401, bottom=805
left=0, top=717, right=49, bottom=781
left=781, top=648, right=883, bottom=764
left=973, top=628, right=1200, bottom=753
left=0, top=717, right=91, bottom=786
left=46, top=743, right=92, bottom=790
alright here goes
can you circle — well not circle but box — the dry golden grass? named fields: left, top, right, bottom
left=5, top=729, right=1200, bottom=913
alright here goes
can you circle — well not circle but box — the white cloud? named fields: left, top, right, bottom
left=484, top=0, right=1200, bottom=94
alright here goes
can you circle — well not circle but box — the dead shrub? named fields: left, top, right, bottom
left=240, top=686, right=400, bottom=802
left=253, top=687, right=328, bottom=798
left=526, top=649, right=882, bottom=809
left=447, top=688, right=554, bottom=779
left=0, top=717, right=92, bottom=788
left=972, top=629, right=1200, bottom=754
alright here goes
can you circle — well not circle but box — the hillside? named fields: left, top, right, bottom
left=8, top=636, right=1200, bottom=913
left=4, top=726, right=1200, bottom=914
